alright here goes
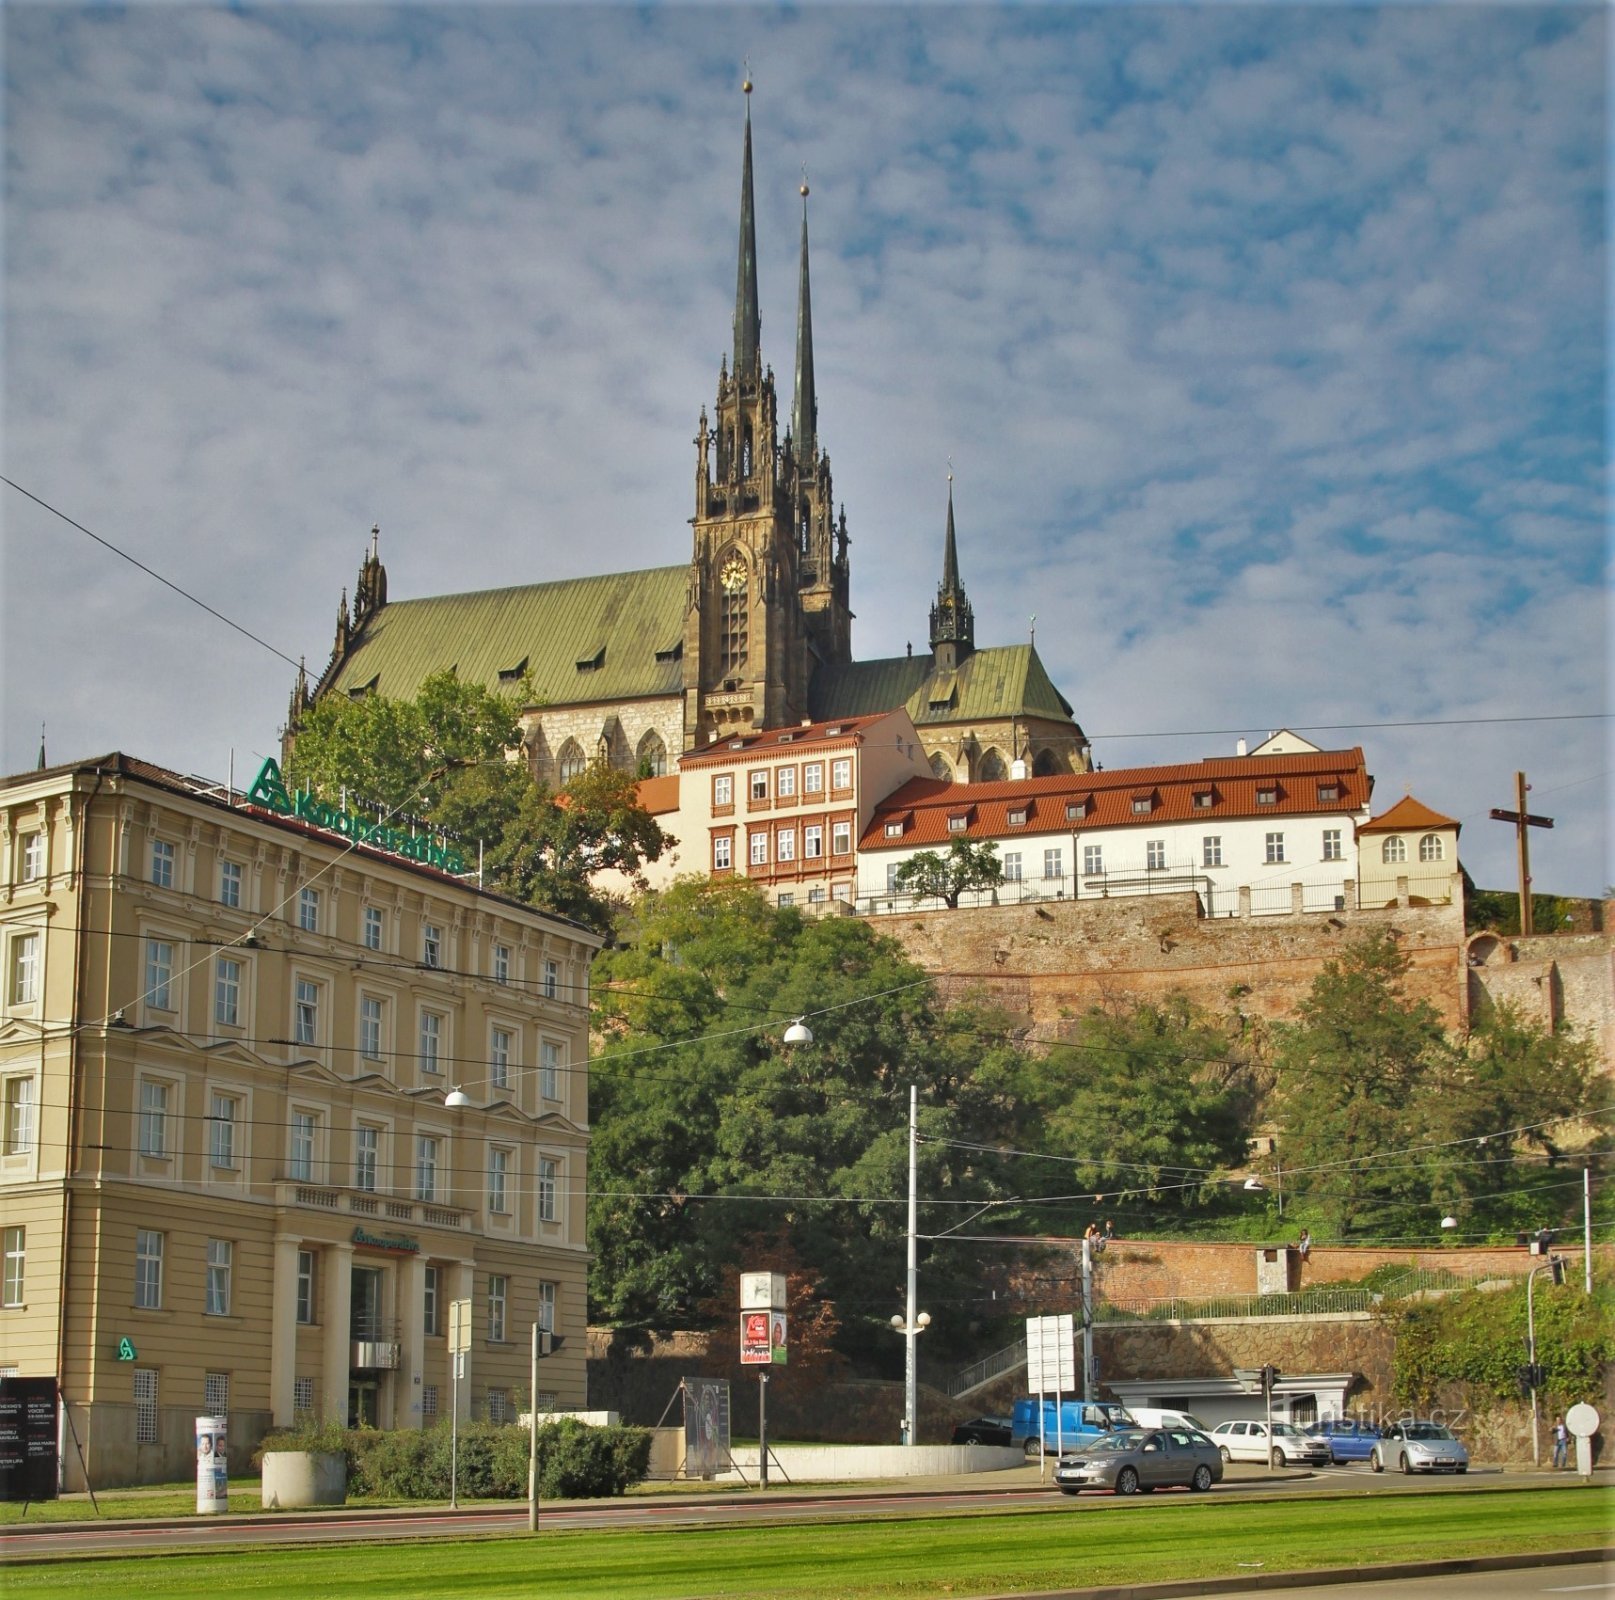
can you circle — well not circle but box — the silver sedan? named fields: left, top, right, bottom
left=1053, top=1427, right=1224, bottom=1496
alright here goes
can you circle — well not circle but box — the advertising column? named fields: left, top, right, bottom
left=195, top=1415, right=227, bottom=1513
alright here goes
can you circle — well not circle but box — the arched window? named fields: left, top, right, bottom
left=1032, top=748, right=1061, bottom=777
left=977, top=749, right=1007, bottom=784
left=1418, top=833, right=1444, bottom=862
left=637, top=730, right=667, bottom=779
left=929, top=752, right=952, bottom=781
left=1382, top=836, right=1407, bottom=864
left=556, top=740, right=587, bottom=785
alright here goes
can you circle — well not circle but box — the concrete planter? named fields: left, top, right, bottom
left=261, top=1450, right=348, bottom=1509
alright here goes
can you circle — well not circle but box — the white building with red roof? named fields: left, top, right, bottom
left=857, top=734, right=1385, bottom=917
left=1356, top=795, right=1462, bottom=909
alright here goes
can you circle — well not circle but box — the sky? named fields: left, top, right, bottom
left=3, top=3, right=1608, bottom=897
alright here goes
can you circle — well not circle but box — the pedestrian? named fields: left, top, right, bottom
left=1103, top=1218, right=1115, bottom=1243
left=1552, top=1414, right=1570, bottom=1470
left=1297, top=1228, right=1311, bottom=1263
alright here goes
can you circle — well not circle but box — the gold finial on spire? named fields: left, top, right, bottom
left=801, top=162, right=809, bottom=199
left=742, top=58, right=752, bottom=95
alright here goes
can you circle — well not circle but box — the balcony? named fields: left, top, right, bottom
left=351, top=1339, right=402, bottom=1371
left=275, top=1181, right=470, bottom=1230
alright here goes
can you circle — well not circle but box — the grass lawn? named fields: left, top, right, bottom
left=6, top=1485, right=1610, bottom=1600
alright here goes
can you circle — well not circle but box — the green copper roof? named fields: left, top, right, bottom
left=810, top=644, right=1077, bottom=728
left=326, top=567, right=688, bottom=708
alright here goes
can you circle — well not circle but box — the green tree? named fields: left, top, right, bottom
left=285, top=671, right=667, bottom=934
left=893, top=840, right=1005, bottom=908
left=1272, top=931, right=1448, bottom=1236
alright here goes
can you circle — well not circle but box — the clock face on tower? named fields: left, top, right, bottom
left=720, top=555, right=747, bottom=593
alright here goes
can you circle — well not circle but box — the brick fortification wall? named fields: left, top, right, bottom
left=883, top=895, right=1467, bottom=1035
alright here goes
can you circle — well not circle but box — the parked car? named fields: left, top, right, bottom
left=1013, top=1397, right=1135, bottom=1457
left=1305, top=1418, right=1383, bottom=1464
left=950, top=1415, right=1014, bottom=1446
left=1370, top=1420, right=1469, bottom=1474
left=1209, top=1419, right=1332, bottom=1467
left=1127, top=1407, right=1214, bottom=1433
left=1054, top=1427, right=1223, bottom=1496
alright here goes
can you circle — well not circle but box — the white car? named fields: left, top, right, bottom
left=1370, top=1420, right=1469, bottom=1474
left=1209, top=1419, right=1332, bottom=1467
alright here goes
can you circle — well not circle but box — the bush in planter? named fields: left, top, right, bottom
left=251, top=1418, right=354, bottom=1476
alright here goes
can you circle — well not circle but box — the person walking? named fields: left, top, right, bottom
left=1552, top=1414, right=1570, bottom=1470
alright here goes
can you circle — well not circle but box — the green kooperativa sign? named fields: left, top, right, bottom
left=246, top=758, right=469, bottom=875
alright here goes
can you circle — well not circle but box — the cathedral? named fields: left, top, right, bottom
left=289, top=87, right=1091, bottom=788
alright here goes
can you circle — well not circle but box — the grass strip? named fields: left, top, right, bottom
left=6, top=1486, right=1608, bottom=1600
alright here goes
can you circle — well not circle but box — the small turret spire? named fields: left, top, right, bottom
left=929, top=471, right=975, bottom=671
left=733, top=73, right=760, bottom=379
left=941, top=473, right=960, bottom=591
left=792, top=171, right=817, bottom=466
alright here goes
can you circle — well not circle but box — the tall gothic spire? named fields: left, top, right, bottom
left=929, top=474, right=975, bottom=670
left=792, top=176, right=817, bottom=466
left=733, top=76, right=761, bottom=379
left=941, top=477, right=961, bottom=592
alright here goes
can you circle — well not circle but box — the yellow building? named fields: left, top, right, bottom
left=0, top=752, right=598, bottom=1488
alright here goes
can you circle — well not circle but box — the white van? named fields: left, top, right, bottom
left=1125, top=1407, right=1213, bottom=1433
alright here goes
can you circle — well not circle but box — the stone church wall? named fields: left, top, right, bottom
left=520, top=696, right=683, bottom=789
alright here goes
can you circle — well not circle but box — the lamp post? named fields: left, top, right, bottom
left=1525, top=1255, right=1566, bottom=1467
left=889, top=1084, right=930, bottom=1444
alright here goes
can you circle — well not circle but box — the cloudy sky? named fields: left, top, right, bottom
left=3, top=3, right=1607, bottom=896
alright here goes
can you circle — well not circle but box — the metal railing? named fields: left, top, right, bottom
left=946, top=1337, right=1028, bottom=1399
left=1096, top=1288, right=1373, bottom=1323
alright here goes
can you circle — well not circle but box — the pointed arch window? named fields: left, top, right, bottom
left=977, top=749, right=1007, bottom=784
left=637, top=731, right=667, bottom=778
left=556, top=740, right=587, bottom=785
left=1032, top=749, right=1060, bottom=777
left=721, top=587, right=749, bottom=673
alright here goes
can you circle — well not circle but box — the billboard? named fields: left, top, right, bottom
left=683, top=1378, right=730, bottom=1479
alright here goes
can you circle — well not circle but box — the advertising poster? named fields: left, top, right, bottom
left=682, top=1377, right=730, bottom=1479
left=739, top=1310, right=771, bottom=1366
left=0, top=1377, right=59, bottom=1502
left=769, top=1312, right=788, bottom=1366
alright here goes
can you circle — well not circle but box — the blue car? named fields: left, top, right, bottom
left=1305, top=1418, right=1382, bottom=1464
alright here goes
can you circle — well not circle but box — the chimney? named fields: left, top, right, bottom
left=1236, top=738, right=1248, bottom=757
left=1010, top=758, right=1028, bottom=781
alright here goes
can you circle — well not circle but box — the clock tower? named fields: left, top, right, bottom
left=684, top=82, right=852, bottom=748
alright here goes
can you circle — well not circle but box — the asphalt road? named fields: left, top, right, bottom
left=3, top=1463, right=1602, bottom=1561
left=1203, top=1557, right=1611, bottom=1599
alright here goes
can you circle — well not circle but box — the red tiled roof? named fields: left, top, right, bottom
left=634, top=774, right=682, bottom=815
left=679, top=712, right=895, bottom=768
left=859, top=749, right=1371, bottom=851
left=1362, top=794, right=1460, bottom=833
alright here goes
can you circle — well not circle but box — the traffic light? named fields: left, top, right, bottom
left=1260, top=1363, right=1280, bottom=1396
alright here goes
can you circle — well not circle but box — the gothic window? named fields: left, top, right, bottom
left=929, top=752, right=951, bottom=781
left=721, top=586, right=748, bottom=672
left=741, top=426, right=753, bottom=478
left=556, top=740, right=587, bottom=784
left=977, top=749, right=1007, bottom=784
left=1033, top=748, right=1061, bottom=777
left=637, top=731, right=667, bottom=778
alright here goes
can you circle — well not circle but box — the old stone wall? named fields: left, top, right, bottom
left=884, top=894, right=1468, bottom=1035
left=1467, top=926, right=1615, bottom=1067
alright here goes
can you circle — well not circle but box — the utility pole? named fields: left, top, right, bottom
left=1080, top=1236, right=1094, bottom=1403
left=1489, top=772, right=1553, bottom=936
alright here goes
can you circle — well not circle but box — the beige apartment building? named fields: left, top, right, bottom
left=0, top=753, right=598, bottom=1488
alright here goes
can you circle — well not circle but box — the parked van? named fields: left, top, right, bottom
left=1011, top=1397, right=1134, bottom=1457
left=1124, top=1407, right=1213, bottom=1434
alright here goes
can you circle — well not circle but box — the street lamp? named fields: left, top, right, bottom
left=444, top=1087, right=471, bottom=1108
left=1440, top=1215, right=1458, bottom=1231
left=783, top=1017, right=814, bottom=1045
left=1525, top=1254, right=1566, bottom=1467
left=890, top=1309, right=930, bottom=1445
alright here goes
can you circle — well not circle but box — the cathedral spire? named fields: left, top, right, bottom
left=733, top=75, right=761, bottom=379
left=792, top=174, right=817, bottom=466
left=929, top=474, right=975, bottom=671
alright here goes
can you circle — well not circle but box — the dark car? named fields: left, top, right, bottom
left=1305, top=1418, right=1382, bottom=1464
left=951, top=1415, right=1014, bottom=1446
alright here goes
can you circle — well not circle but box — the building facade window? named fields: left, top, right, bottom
left=205, top=1371, right=230, bottom=1418
left=1146, top=840, right=1166, bottom=871
left=360, top=996, right=384, bottom=1061
left=712, top=774, right=733, bottom=809
left=777, top=828, right=795, bottom=862
left=421, top=1383, right=438, bottom=1420
left=776, top=891, right=794, bottom=907
left=3, top=1076, right=35, bottom=1155
left=422, top=923, right=441, bottom=968
left=2, top=1226, right=24, bottom=1306
left=1383, top=836, right=1407, bottom=863
left=135, top=1229, right=164, bottom=1308
left=219, top=860, right=242, bottom=908
left=712, top=835, right=732, bottom=871
left=19, top=833, right=44, bottom=884
left=150, top=838, right=175, bottom=888
left=541, top=1040, right=561, bottom=1101
left=298, top=887, right=320, bottom=933
left=423, top=1266, right=440, bottom=1336
left=1044, top=847, right=1063, bottom=881
left=777, top=767, right=796, bottom=798
left=750, top=832, right=768, bottom=867
left=9, top=931, right=39, bottom=1008
left=214, top=957, right=241, bottom=1027
left=543, top=960, right=559, bottom=1001
left=490, top=1027, right=512, bottom=1091
left=208, top=1092, right=238, bottom=1169
left=749, top=771, right=769, bottom=801
left=1256, top=786, right=1278, bottom=806
left=1083, top=844, right=1103, bottom=877
left=1002, top=852, right=1022, bottom=882
left=355, top=1124, right=379, bottom=1192
left=493, top=944, right=510, bottom=985
left=1322, top=828, right=1343, bottom=862
left=830, top=758, right=851, bottom=791
left=1419, top=833, right=1445, bottom=862
left=1203, top=836, right=1223, bottom=868
left=206, top=1239, right=233, bottom=1315
left=831, top=821, right=851, bottom=856
left=294, top=978, right=320, bottom=1047
left=804, top=825, right=823, bottom=859
left=296, top=1249, right=316, bottom=1324
left=363, top=906, right=384, bottom=951
left=133, top=1369, right=159, bottom=1443
left=419, top=1010, right=443, bottom=1074
left=537, top=1280, right=556, bottom=1333
left=293, top=1376, right=315, bottom=1417
left=138, top=1080, right=170, bottom=1158
left=290, top=1111, right=318, bottom=1182
left=885, top=863, right=900, bottom=893
left=488, top=1147, right=509, bottom=1214
left=145, top=938, right=174, bottom=1010
left=538, top=1156, right=558, bottom=1223
left=487, top=1274, right=508, bottom=1342
left=416, top=1135, right=439, bottom=1202
left=803, top=763, right=823, bottom=795
left=1266, top=832, right=1286, bottom=864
